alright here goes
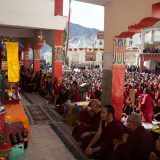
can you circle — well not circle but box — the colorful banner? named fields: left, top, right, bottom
left=113, top=38, right=126, bottom=65
left=6, top=42, right=19, bottom=82
left=54, top=46, right=63, bottom=61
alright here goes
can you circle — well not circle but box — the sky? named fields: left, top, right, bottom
left=63, top=0, right=104, bottom=30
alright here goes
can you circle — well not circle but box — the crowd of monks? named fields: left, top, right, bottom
left=72, top=100, right=159, bottom=160
left=20, top=64, right=160, bottom=160
left=124, top=71, right=160, bottom=123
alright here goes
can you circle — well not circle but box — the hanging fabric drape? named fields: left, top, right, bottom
left=6, top=42, right=20, bottom=82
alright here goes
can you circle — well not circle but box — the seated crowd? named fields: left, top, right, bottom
left=70, top=69, right=160, bottom=159
left=143, top=44, right=160, bottom=53
left=123, top=72, right=160, bottom=122
left=20, top=64, right=160, bottom=160
left=20, top=64, right=102, bottom=104
left=73, top=102, right=157, bottom=160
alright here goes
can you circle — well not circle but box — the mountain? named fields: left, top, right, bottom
left=69, top=23, right=99, bottom=39
left=40, top=23, right=101, bottom=54
left=69, top=23, right=100, bottom=48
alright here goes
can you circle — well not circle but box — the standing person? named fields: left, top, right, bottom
left=51, top=77, right=63, bottom=106
left=140, top=89, right=153, bottom=122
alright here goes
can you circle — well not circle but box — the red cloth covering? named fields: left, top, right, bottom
left=140, top=94, right=153, bottom=122
left=0, top=126, right=12, bottom=152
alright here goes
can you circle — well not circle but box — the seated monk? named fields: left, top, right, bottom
left=117, top=113, right=154, bottom=160
left=69, top=81, right=82, bottom=102
left=149, top=137, right=160, bottom=160
left=84, top=105, right=125, bottom=160
left=153, top=99, right=160, bottom=121
left=72, top=99, right=101, bottom=142
left=56, top=87, right=69, bottom=105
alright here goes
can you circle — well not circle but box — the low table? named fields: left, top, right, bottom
left=65, top=101, right=90, bottom=126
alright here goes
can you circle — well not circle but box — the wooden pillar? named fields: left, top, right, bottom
left=112, top=38, right=126, bottom=119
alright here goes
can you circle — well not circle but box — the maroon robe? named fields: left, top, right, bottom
left=72, top=111, right=101, bottom=142
left=71, top=90, right=82, bottom=102
left=53, top=83, right=63, bottom=95
left=99, top=120, right=125, bottom=159
left=82, top=120, right=125, bottom=159
left=117, top=126, right=154, bottom=160
left=141, top=94, right=153, bottom=122
left=90, top=111, right=101, bottom=132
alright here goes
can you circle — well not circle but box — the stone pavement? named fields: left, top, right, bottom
left=20, top=93, right=87, bottom=160
left=24, top=125, right=76, bottom=160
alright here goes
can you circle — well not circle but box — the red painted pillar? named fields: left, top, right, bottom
left=54, top=0, right=63, bottom=16
left=33, top=39, right=45, bottom=73
left=112, top=38, right=126, bottom=119
left=53, top=30, right=63, bottom=79
left=23, top=45, right=30, bottom=69
left=53, top=0, right=63, bottom=80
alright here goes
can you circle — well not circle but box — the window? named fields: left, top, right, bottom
left=99, top=42, right=103, bottom=45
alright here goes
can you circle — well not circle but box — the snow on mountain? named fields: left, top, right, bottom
left=40, top=23, right=101, bottom=54
left=69, top=34, right=97, bottom=48
left=69, top=23, right=100, bottom=48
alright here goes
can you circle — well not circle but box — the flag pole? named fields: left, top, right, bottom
left=66, top=0, right=71, bottom=57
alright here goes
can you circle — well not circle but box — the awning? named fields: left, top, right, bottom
left=116, top=17, right=160, bottom=38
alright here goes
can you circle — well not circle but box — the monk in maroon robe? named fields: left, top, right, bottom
left=69, top=81, right=82, bottom=102
left=51, top=77, right=63, bottom=105
left=140, top=89, right=153, bottom=122
left=72, top=99, right=101, bottom=142
left=116, top=113, right=154, bottom=160
left=84, top=105, right=125, bottom=160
